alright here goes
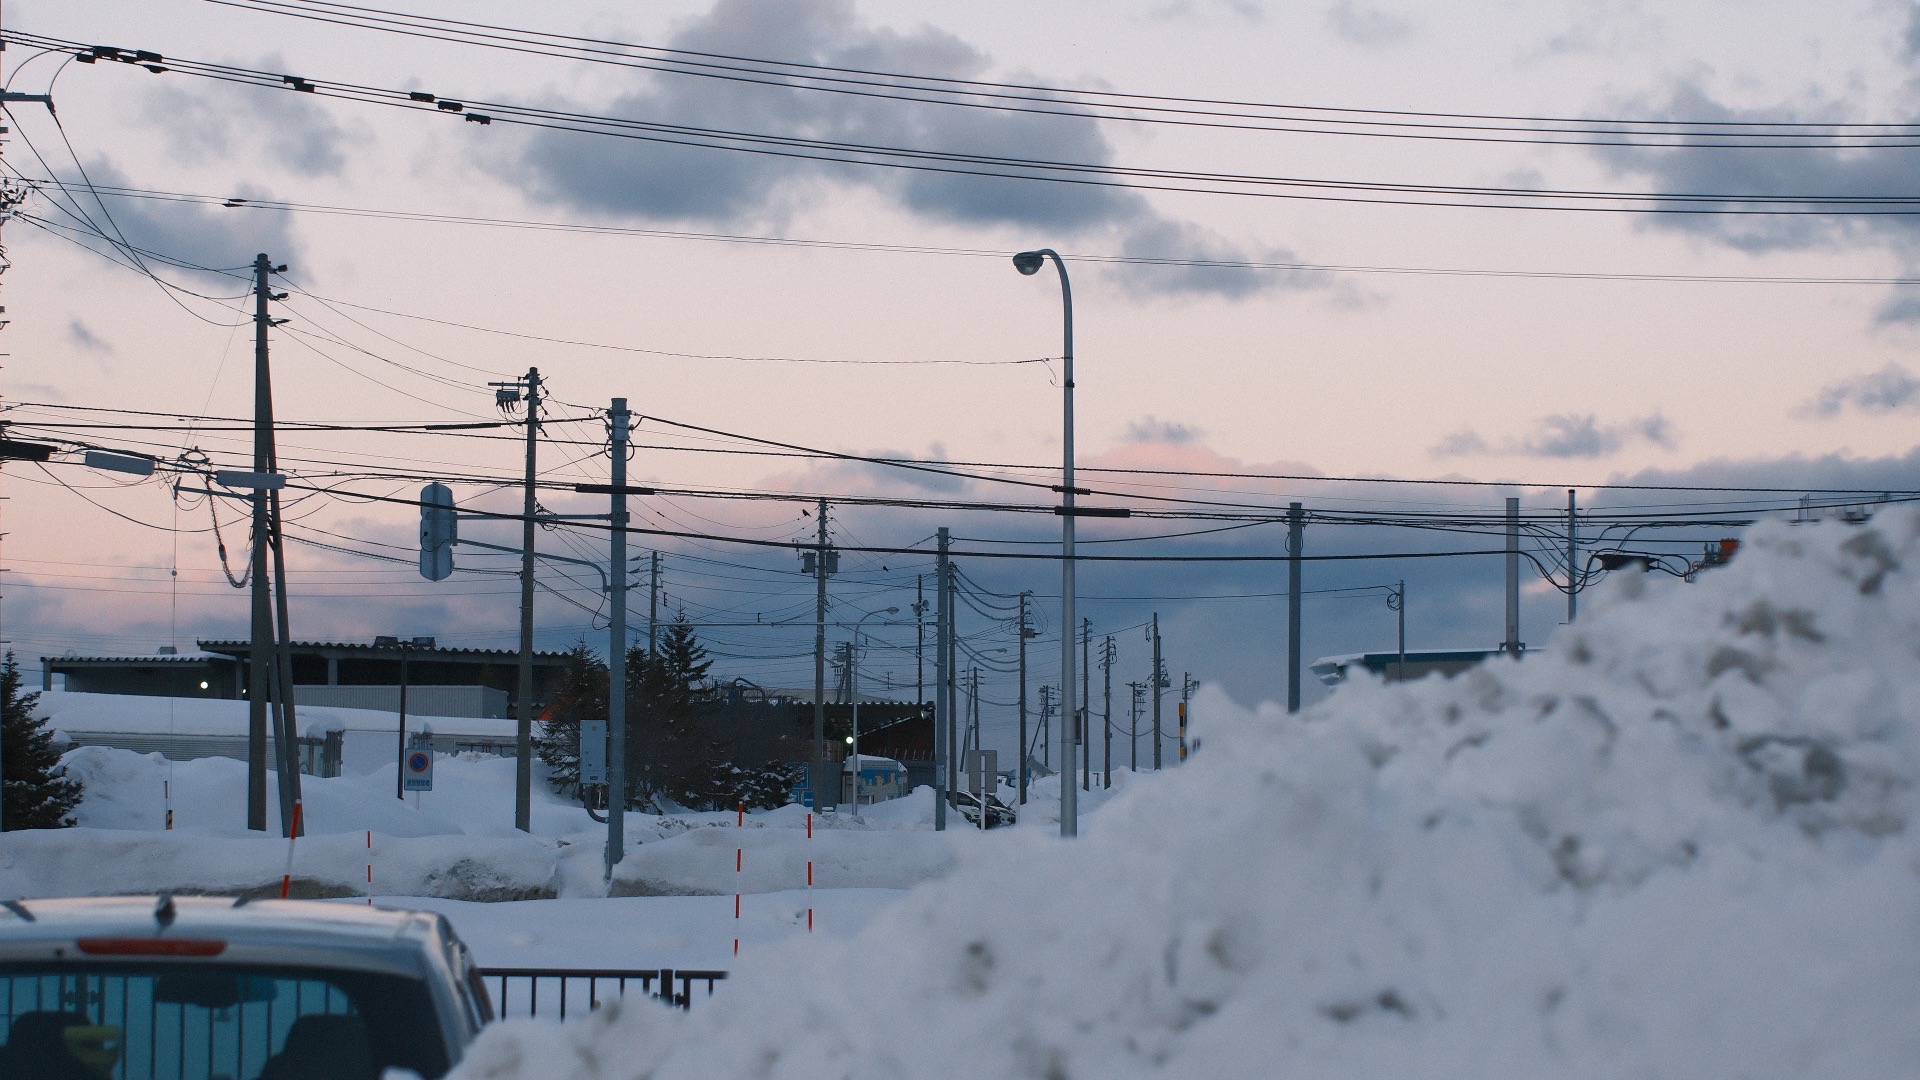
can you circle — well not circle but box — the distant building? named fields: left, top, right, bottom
left=1311, top=647, right=1520, bottom=686
left=43, top=639, right=570, bottom=719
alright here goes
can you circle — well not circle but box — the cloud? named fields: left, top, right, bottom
left=142, top=64, right=355, bottom=177
left=56, top=159, right=302, bottom=284
left=1433, top=413, right=1676, bottom=459
left=1806, top=362, right=1920, bottom=415
left=1592, top=69, right=1920, bottom=257
left=506, top=0, right=1300, bottom=300
left=65, top=319, right=113, bottom=356
left=1150, top=1, right=1265, bottom=25
left=1124, top=416, right=1201, bottom=445
left=1326, top=2, right=1416, bottom=47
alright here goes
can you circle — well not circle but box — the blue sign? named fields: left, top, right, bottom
left=404, top=748, right=434, bottom=792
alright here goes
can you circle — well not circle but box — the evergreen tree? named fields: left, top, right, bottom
left=626, top=612, right=715, bottom=806
left=536, top=641, right=607, bottom=793
left=1, top=652, right=82, bottom=829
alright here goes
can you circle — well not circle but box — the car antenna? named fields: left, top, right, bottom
left=1, top=899, right=33, bottom=922
left=154, top=894, right=177, bottom=928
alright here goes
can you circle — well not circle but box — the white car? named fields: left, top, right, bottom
left=0, top=895, right=493, bottom=1079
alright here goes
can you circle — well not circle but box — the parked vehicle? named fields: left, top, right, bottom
left=0, top=895, right=492, bottom=1079
left=948, top=790, right=1017, bottom=829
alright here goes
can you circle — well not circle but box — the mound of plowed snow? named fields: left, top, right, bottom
left=451, top=512, right=1920, bottom=1079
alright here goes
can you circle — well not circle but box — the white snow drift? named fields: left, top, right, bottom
left=449, top=512, right=1920, bottom=1079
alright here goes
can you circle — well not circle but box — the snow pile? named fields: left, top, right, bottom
left=451, top=513, right=1920, bottom=1079
left=11, top=746, right=972, bottom=901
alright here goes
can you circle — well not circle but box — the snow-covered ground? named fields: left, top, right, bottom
left=440, top=511, right=1920, bottom=1079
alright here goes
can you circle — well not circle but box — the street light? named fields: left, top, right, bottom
left=847, top=606, right=899, bottom=814
left=1013, top=247, right=1079, bottom=838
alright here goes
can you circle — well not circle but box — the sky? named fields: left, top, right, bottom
left=3, top=0, right=1919, bottom=760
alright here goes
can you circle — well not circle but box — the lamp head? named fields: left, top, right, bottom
left=1012, top=250, right=1046, bottom=276
left=881, top=606, right=900, bottom=615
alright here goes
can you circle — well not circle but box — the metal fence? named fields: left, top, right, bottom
left=479, top=968, right=727, bottom=1020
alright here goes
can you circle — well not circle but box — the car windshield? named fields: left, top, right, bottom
left=0, top=962, right=450, bottom=1080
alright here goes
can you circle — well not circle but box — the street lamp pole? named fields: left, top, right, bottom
left=1014, top=248, right=1077, bottom=838
left=848, top=607, right=898, bottom=814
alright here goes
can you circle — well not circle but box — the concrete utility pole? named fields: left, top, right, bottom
left=934, top=527, right=950, bottom=830
left=1287, top=501, right=1304, bottom=713
left=246, top=253, right=275, bottom=833
left=946, top=571, right=959, bottom=797
left=1100, top=636, right=1114, bottom=788
left=1017, top=591, right=1031, bottom=804
left=249, top=257, right=303, bottom=836
left=915, top=574, right=926, bottom=705
left=970, top=667, right=980, bottom=753
left=648, top=550, right=660, bottom=657
left=1505, top=497, right=1521, bottom=655
left=1179, top=673, right=1195, bottom=763
left=514, top=367, right=542, bottom=833
left=1128, top=681, right=1143, bottom=770
left=1389, top=581, right=1406, bottom=682
left=1566, top=489, right=1578, bottom=624
left=1038, top=686, right=1051, bottom=769
left=0, top=39, right=56, bottom=835
left=1151, top=613, right=1163, bottom=769
left=811, top=499, right=831, bottom=811
left=605, top=398, right=631, bottom=879
left=1082, top=617, right=1091, bottom=791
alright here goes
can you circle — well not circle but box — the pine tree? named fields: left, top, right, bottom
left=626, top=612, right=716, bottom=806
left=536, top=641, right=607, bottom=793
left=1, top=652, right=82, bottom=829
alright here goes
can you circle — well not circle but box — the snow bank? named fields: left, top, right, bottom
left=17, top=745, right=973, bottom=902
left=0, top=827, right=559, bottom=901
left=451, top=512, right=1920, bottom=1079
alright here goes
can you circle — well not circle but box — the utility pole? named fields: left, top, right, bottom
left=1037, top=686, right=1051, bottom=769
left=934, top=527, right=950, bottom=830
left=969, top=667, right=980, bottom=753
left=1287, top=501, right=1304, bottom=713
left=605, top=398, right=631, bottom=879
left=1100, top=636, right=1114, bottom=788
left=946, top=571, right=959, bottom=798
left=1390, top=581, right=1406, bottom=682
left=1505, top=496, right=1521, bottom=655
left=1127, top=681, right=1142, bottom=771
left=648, top=550, right=660, bottom=656
left=811, top=499, right=832, bottom=812
left=1151, top=613, right=1163, bottom=770
left=246, top=253, right=276, bottom=833
left=914, top=574, right=926, bottom=705
left=1017, top=591, right=1031, bottom=804
left=1566, top=489, right=1578, bottom=624
left=1180, top=673, right=1197, bottom=763
left=507, top=366, right=542, bottom=833
left=1081, top=617, right=1091, bottom=791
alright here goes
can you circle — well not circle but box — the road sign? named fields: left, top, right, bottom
left=403, top=746, right=434, bottom=792
left=419, top=482, right=457, bottom=581
left=967, top=749, right=997, bottom=795
left=579, top=718, right=608, bottom=786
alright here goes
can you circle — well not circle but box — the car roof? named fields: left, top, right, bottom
left=0, top=896, right=453, bottom=977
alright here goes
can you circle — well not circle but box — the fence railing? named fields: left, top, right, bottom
left=479, top=968, right=728, bottom=1020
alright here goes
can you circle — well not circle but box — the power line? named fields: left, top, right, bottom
left=24, top=175, right=1920, bottom=286
left=27, top=33, right=1920, bottom=214
left=206, top=0, right=1920, bottom=147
